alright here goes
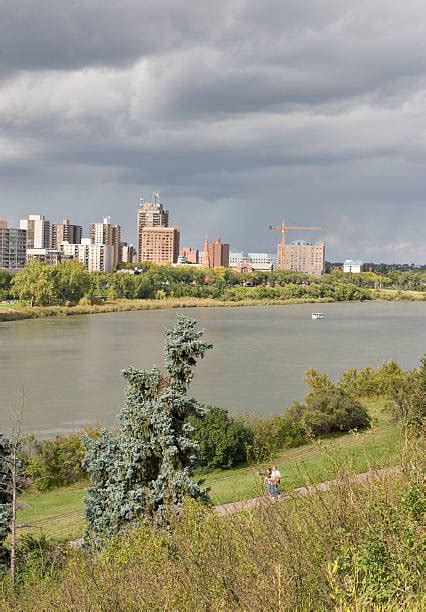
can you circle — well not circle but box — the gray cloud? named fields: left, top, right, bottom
left=0, top=0, right=425, bottom=262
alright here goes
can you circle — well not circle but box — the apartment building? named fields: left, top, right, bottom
left=19, top=214, right=51, bottom=249
left=139, top=227, right=180, bottom=264
left=137, top=199, right=169, bottom=261
left=90, top=217, right=121, bottom=268
left=61, top=239, right=114, bottom=273
left=52, top=219, right=82, bottom=249
left=277, top=240, right=325, bottom=276
left=0, top=223, right=27, bottom=270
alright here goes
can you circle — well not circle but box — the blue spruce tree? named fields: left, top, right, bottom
left=83, top=315, right=212, bottom=540
left=0, top=434, right=12, bottom=569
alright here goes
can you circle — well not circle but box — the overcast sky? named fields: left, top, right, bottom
left=1, top=1, right=425, bottom=262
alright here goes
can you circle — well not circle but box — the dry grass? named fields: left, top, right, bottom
left=3, top=434, right=424, bottom=610
left=0, top=296, right=335, bottom=322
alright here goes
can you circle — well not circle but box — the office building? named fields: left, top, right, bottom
left=90, top=217, right=121, bottom=268
left=61, top=239, right=114, bottom=273
left=277, top=240, right=325, bottom=276
left=52, top=219, right=82, bottom=249
left=19, top=214, right=51, bottom=249
left=202, top=236, right=230, bottom=268
left=137, top=197, right=169, bottom=260
left=0, top=226, right=27, bottom=269
left=139, top=227, right=180, bottom=264
left=230, top=252, right=277, bottom=272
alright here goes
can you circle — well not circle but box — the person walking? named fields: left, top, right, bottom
left=270, top=465, right=281, bottom=499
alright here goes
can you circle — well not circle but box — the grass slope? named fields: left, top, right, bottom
left=17, top=401, right=400, bottom=541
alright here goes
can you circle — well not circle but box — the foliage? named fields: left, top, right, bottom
left=0, top=271, right=13, bottom=301
left=0, top=434, right=12, bottom=570
left=389, top=355, right=426, bottom=430
left=20, top=434, right=86, bottom=491
left=286, top=369, right=371, bottom=436
left=13, top=533, right=69, bottom=587
left=82, top=315, right=212, bottom=541
left=12, top=260, right=90, bottom=306
left=4, top=443, right=424, bottom=610
left=8, top=259, right=426, bottom=308
left=245, top=414, right=306, bottom=462
left=189, top=407, right=253, bottom=468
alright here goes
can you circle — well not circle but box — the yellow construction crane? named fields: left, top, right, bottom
left=268, top=219, right=321, bottom=270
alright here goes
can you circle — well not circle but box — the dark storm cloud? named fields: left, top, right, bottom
left=0, top=0, right=426, bottom=261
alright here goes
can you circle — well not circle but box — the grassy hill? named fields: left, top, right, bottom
left=17, top=401, right=401, bottom=541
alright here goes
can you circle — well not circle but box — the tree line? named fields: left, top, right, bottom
left=2, top=260, right=425, bottom=307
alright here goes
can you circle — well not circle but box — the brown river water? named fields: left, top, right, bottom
left=0, top=301, right=425, bottom=435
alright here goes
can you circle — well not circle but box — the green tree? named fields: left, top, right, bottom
left=82, top=315, right=212, bottom=541
left=54, top=260, right=90, bottom=304
left=11, top=261, right=57, bottom=306
left=190, top=406, right=253, bottom=468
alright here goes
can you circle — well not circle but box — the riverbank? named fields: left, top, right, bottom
left=0, top=296, right=336, bottom=322
left=16, top=401, right=401, bottom=541
left=1, top=289, right=425, bottom=323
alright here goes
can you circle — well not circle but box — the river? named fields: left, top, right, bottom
left=0, top=301, right=425, bottom=434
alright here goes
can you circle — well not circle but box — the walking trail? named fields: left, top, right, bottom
left=214, top=466, right=399, bottom=516
left=69, top=466, right=398, bottom=547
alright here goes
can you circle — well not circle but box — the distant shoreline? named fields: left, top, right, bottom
left=0, top=291, right=425, bottom=323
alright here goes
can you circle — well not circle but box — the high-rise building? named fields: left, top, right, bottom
left=139, top=227, right=180, bottom=264
left=0, top=219, right=7, bottom=230
left=52, top=219, right=82, bottom=249
left=61, top=239, right=114, bottom=273
left=19, top=214, right=51, bottom=249
left=90, top=217, right=121, bottom=268
left=202, top=236, right=230, bottom=268
left=137, top=196, right=169, bottom=260
left=0, top=226, right=27, bottom=269
left=277, top=240, right=325, bottom=276
left=121, top=242, right=137, bottom=264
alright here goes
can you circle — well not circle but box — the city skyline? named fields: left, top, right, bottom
left=1, top=3, right=426, bottom=263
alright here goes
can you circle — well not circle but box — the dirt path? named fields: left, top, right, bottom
left=214, top=466, right=399, bottom=516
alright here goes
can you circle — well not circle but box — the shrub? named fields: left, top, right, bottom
left=21, top=434, right=86, bottom=491
left=245, top=414, right=306, bottom=463
left=5, top=449, right=423, bottom=610
left=14, top=534, right=69, bottom=585
left=190, top=407, right=253, bottom=468
left=286, top=369, right=371, bottom=437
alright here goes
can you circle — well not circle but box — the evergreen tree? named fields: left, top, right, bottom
left=82, top=315, right=212, bottom=541
left=0, top=434, right=12, bottom=569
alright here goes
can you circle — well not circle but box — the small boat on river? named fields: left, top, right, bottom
left=312, top=312, right=325, bottom=320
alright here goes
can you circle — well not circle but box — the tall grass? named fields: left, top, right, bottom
left=3, top=433, right=423, bottom=610
left=0, top=296, right=337, bottom=322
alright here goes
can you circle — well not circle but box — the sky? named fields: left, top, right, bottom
left=0, top=1, right=425, bottom=262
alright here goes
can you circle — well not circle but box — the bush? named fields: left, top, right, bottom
left=245, top=414, right=306, bottom=463
left=286, top=370, right=371, bottom=437
left=190, top=406, right=253, bottom=468
left=15, top=534, right=69, bottom=585
left=21, top=434, right=86, bottom=491
left=5, top=449, right=423, bottom=610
